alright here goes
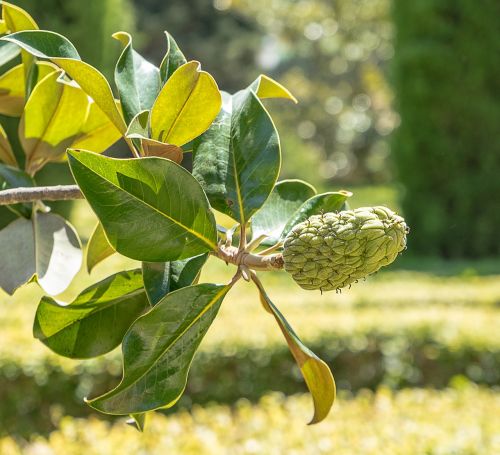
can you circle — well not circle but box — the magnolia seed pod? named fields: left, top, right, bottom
left=282, top=206, right=408, bottom=292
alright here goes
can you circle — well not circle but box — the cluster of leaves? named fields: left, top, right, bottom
left=0, top=2, right=354, bottom=427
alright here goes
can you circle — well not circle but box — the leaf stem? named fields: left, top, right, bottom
left=215, top=245, right=284, bottom=271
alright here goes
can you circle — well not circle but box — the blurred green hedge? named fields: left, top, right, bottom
left=392, top=0, right=500, bottom=257
left=2, top=326, right=499, bottom=437
left=2, top=386, right=499, bottom=454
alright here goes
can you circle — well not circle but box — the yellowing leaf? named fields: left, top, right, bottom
left=252, top=275, right=336, bottom=424
left=150, top=61, right=221, bottom=146
left=0, top=122, right=16, bottom=166
left=1, top=1, right=39, bottom=82
left=0, top=62, right=57, bottom=116
left=140, top=138, right=183, bottom=162
left=71, top=100, right=121, bottom=153
left=86, top=222, right=115, bottom=273
left=251, top=74, right=298, bottom=103
left=1, top=1, right=38, bottom=32
left=0, top=20, right=6, bottom=34
left=125, top=110, right=183, bottom=162
left=2, top=31, right=127, bottom=135
left=20, top=71, right=89, bottom=175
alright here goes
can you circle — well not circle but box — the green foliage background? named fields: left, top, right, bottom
left=392, top=0, right=500, bottom=258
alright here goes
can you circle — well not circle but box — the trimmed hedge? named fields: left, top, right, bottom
left=2, top=386, right=499, bottom=454
left=392, top=0, right=500, bottom=257
left=1, top=324, right=499, bottom=437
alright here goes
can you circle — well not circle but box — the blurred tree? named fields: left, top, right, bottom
left=9, top=0, right=135, bottom=79
left=229, top=0, right=396, bottom=185
left=133, top=0, right=394, bottom=186
left=132, top=0, right=260, bottom=92
left=392, top=0, right=500, bottom=258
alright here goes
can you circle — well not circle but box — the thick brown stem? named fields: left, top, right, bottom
left=215, top=245, right=284, bottom=271
left=0, top=185, right=83, bottom=205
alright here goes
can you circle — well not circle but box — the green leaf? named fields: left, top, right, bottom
left=113, top=32, right=161, bottom=125
left=68, top=150, right=218, bottom=262
left=1, top=30, right=127, bottom=134
left=251, top=180, right=316, bottom=246
left=253, top=278, right=335, bottom=424
left=159, top=32, right=187, bottom=83
left=150, top=61, right=221, bottom=146
left=0, top=61, right=57, bottom=117
left=33, top=269, right=149, bottom=359
left=281, top=191, right=352, bottom=240
left=86, top=222, right=115, bottom=273
left=0, top=122, right=16, bottom=166
left=70, top=99, right=122, bottom=153
left=87, top=283, right=230, bottom=414
left=0, top=212, right=82, bottom=295
left=0, top=163, right=34, bottom=217
left=0, top=40, right=20, bottom=67
left=250, top=74, right=298, bottom=103
left=20, top=70, right=89, bottom=174
left=193, top=89, right=280, bottom=225
left=142, top=253, right=208, bottom=306
left=126, top=413, right=146, bottom=432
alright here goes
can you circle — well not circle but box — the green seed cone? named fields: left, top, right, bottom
left=283, top=206, right=408, bottom=291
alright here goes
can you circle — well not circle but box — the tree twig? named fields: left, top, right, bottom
left=0, top=185, right=83, bottom=205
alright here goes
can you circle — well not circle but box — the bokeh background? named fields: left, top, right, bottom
left=1, top=0, right=499, bottom=453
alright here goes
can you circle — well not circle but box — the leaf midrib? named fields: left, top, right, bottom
left=40, top=287, right=145, bottom=339
left=97, top=285, right=229, bottom=401
left=75, top=155, right=217, bottom=250
left=160, top=69, right=200, bottom=144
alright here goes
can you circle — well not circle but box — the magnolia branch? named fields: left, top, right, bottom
left=215, top=245, right=284, bottom=271
left=0, top=185, right=83, bottom=205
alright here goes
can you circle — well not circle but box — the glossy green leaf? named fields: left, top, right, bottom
left=71, top=99, right=122, bottom=153
left=1, top=30, right=127, bottom=134
left=87, top=283, right=230, bottom=414
left=281, top=191, right=352, bottom=240
left=68, top=150, right=218, bottom=262
left=253, top=278, right=335, bottom=424
left=20, top=70, right=89, bottom=174
left=113, top=32, right=161, bottom=124
left=159, top=32, right=187, bottom=83
left=0, top=61, right=57, bottom=116
left=0, top=40, right=20, bottom=67
left=150, top=61, right=221, bottom=146
left=142, top=253, right=208, bottom=306
left=0, top=122, right=16, bottom=165
left=251, top=180, right=316, bottom=246
left=86, top=222, right=115, bottom=273
left=250, top=74, right=298, bottom=103
left=0, top=212, right=82, bottom=295
left=33, top=270, right=149, bottom=359
left=193, top=89, right=280, bottom=225
left=0, top=163, right=34, bottom=217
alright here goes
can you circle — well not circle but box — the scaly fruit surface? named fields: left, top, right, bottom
left=283, top=206, right=408, bottom=291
